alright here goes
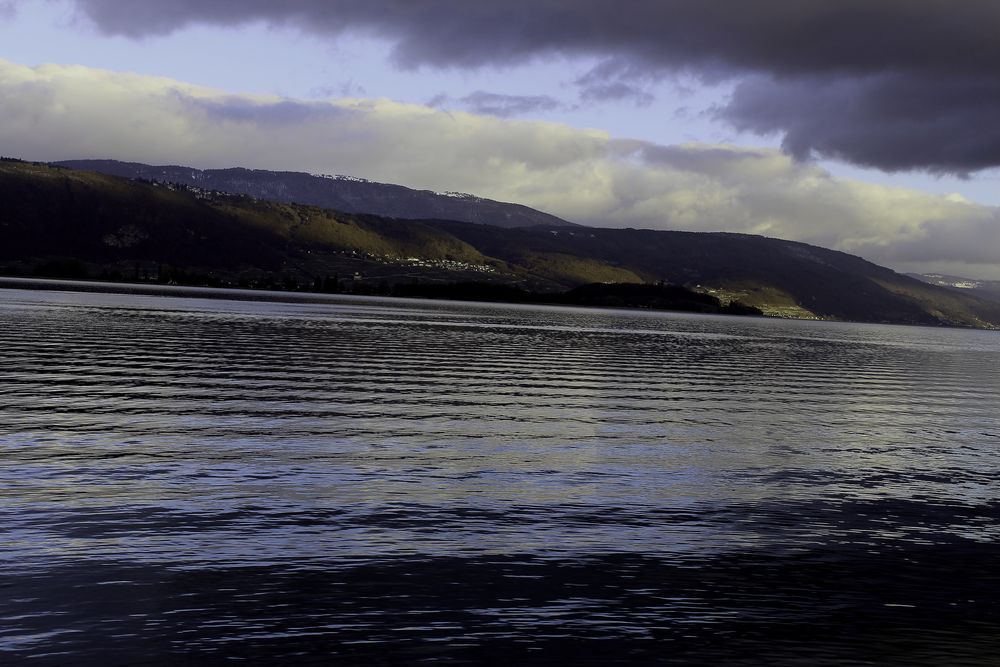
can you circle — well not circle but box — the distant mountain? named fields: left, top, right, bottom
left=4, top=159, right=1000, bottom=328
left=54, top=159, right=576, bottom=230
left=908, top=273, right=1000, bottom=304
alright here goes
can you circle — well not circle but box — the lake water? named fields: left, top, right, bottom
left=1, top=283, right=998, bottom=665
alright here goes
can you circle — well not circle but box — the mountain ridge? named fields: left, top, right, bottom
left=54, top=159, right=577, bottom=230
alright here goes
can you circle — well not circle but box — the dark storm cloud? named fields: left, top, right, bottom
left=67, top=0, right=1000, bottom=172
left=721, top=73, right=1000, bottom=175
left=69, top=1, right=1000, bottom=74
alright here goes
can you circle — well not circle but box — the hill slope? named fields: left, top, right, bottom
left=4, top=160, right=1000, bottom=328
left=55, top=159, right=576, bottom=230
left=422, top=221, right=1000, bottom=326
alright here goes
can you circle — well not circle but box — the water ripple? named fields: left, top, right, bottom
left=1, top=285, right=999, bottom=665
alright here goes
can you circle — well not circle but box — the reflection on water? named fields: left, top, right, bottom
left=1, top=285, right=999, bottom=664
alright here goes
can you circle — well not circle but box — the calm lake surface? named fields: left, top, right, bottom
left=2, top=282, right=999, bottom=665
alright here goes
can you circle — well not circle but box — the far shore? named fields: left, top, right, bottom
left=0, top=274, right=766, bottom=319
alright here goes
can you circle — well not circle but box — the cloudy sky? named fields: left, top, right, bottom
left=3, top=0, right=1000, bottom=278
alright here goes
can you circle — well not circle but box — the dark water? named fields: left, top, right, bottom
left=1, top=283, right=998, bottom=665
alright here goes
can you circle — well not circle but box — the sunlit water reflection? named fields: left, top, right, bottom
left=1, top=283, right=998, bottom=664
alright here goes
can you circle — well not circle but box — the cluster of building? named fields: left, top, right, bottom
left=147, top=180, right=224, bottom=201
left=401, top=256, right=497, bottom=273
left=332, top=249, right=496, bottom=274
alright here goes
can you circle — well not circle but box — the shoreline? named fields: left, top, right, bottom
left=2, top=275, right=993, bottom=332
left=0, top=274, right=771, bottom=321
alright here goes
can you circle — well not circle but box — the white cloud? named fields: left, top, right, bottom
left=2, top=59, right=999, bottom=278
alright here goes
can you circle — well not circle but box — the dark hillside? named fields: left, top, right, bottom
left=3, top=161, right=999, bottom=328
left=424, top=221, right=1000, bottom=326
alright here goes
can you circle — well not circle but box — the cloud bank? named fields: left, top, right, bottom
left=53, top=0, right=1000, bottom=174
left=2, top=59, right=999, bottom=277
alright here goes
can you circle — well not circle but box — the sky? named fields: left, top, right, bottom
left=2, top=0, right=1000, bottom=278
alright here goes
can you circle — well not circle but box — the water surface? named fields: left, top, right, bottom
left=1, top=284, right=998, bottom=664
